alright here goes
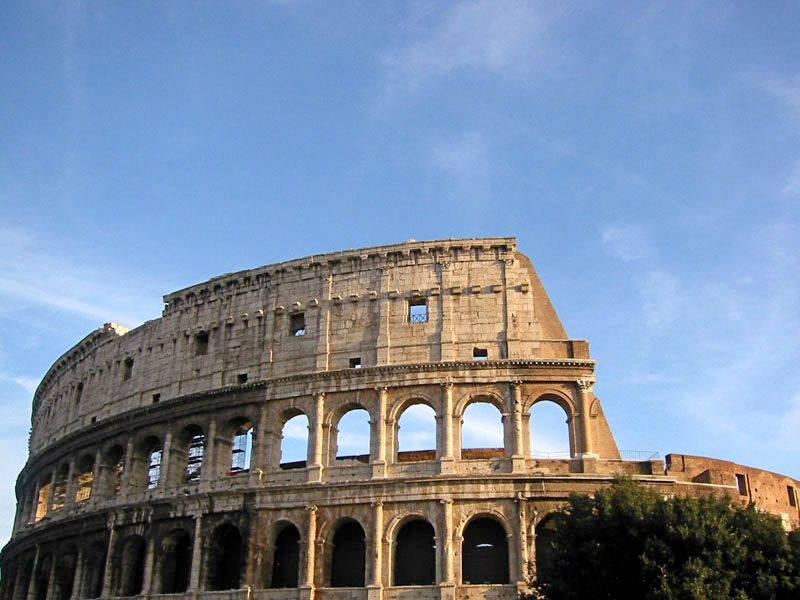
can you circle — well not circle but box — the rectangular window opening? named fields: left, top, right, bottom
left=74, top=382, right=84, bottom=404
left=789, top=485, right=797, bottom=507
left=237, top=373, right=248, bottom=384
left=736, top=473, right=748, bottom=496
left=152, top=393, right=161, bottom=404
left=290, top=313, right=306, bottom=336
left=349, top=357, right=362, bottom=369
left=194, top=331, right=209, bottom=356
left=408, top=298, right=428, bottom=323
left=473, top=348, right=488, bottom=361
left=123, top=358, right=134, bottom=380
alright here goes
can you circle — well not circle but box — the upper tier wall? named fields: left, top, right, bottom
left=29, top=238, right=585, bottom=454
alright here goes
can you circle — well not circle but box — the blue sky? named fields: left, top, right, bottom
left=1, top=1, right=799, bottom=546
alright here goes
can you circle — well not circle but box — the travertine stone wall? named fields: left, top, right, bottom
left=2, top=238, right=797, bottom=600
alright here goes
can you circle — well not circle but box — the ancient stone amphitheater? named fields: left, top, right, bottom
left=2, top=237, right=798, bottom=600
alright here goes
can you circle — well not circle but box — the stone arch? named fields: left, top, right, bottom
left=33, top=553, right=53, bottom=600
left=81, top=541, right=107, bottom=599
left=206, top=522, right=243, bottom=590
left=14, top=554, right=34, bottom=600
left=526, top=392, right=577, bottom=458
left=157, top=528, right=193, bottom=594
left=460, top=514, right=510, bottom=585
left=329, top=403, right=371, bottom=461
left=51, top=463, right=69, bottom=511
left=392, top=517, right=436, bottom=586
left=270, top=520, right=301, bottom=588
left=328, top=519, right=366, bottom=588
left=278, top=408, right=309, bottom=469
left=52, top=548, right=77, bottom=600
left=220, top=417, right=255, bottom=476
left=97, top=444, right=125, bottom=498
left=393, top=397, right=437, bottom=461
left=116, top=534, right=147, bottom=596
left=170, top=424, right=205, bottom=485
left=458, top=394, right=506, bottom=457
left=73, top=454, right=95, bottom=503
left=534, top=514, right=559, bottom=585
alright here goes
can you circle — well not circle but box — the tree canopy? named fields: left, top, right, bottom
left=531, top=480, right=800, bottom=600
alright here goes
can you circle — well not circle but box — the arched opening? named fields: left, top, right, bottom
left=147, top=446, right=163, bottom=489
left=330, top=521, right=366, bottom=587
left=34, top=554, right=52, bottom=600
left=158, top=529, right=193, bottom=594
left=53, top=552, right=77, bottom=600
left=534, top=517, right=557, bottom=585
left=335, top=408, right=370, bottom=461
left=172, top=425, right=205, bottom=484
left=270, top=524, right=300, bottom=588
left=280, top=414, right=309, bottom=469
left=14, top=557, right=33, bottom=600
left=529, top=400, right=571, bottom=458
left=207, top=524, right=242, bottom=591
left=461, top=401, right=504, bottom=458
left=83, top=542, right=107, bottom=599
left=51, top=464, right=69, bottom=511
left=118, top=535, right=146, bottom=596
left=396, top=403, right=436, bottom=461
left=461, top=517, right=509, bottom=584
left=34, top=477, right=52, bottom=522
left=74, top=456, right=94, bottom=503
left=102, top=445, right=125, bottom=497
left=393, top=519, right=435, bottom=586
left=230, top=422, right=254, bottom=474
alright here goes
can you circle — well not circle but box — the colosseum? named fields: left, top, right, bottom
left=1, top=236, right=798, bottom=600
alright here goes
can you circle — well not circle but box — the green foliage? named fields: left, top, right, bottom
left=528, top=480, right=800, bottom=600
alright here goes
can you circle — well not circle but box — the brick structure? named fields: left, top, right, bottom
left=1, top=237, right=798, bottom=600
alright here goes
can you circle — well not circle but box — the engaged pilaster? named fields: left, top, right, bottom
left=439, top=383, right=455, bottom=474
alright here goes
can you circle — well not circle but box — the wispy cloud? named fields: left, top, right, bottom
left=601, top=224, right=653, bottom=262
left=0, top=373, right=40, bottom=395
left=382, top=1, right=557, bottom=98
left=429, top=131, right=490, bottom=202
left=0, top=225, right=162, bottom=328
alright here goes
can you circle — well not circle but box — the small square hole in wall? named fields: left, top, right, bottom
left=90, top=416, right=97, bottom=424
left=349, top=357, right=362, bottom=369
left=290, top=313, right=306, bottom=336
left=789, top=485, right=797, bottom=507
left=408, top=298, right=428, bottom=323
left=237, top=373, right=248, bottom=384
left=473, top=348, right=488, bottom=361
left=152, top=393, right=161, bottom=404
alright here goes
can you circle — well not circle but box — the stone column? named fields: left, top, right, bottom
left=140, top=534, right=157, bottom=594
left=371, top=387, right=388, bottom=479
left=251, top=406, right=270, bottom=483
left=122, top=437, right=136, bottom=496
left=63, top=457, right=78, bottom=509
left=367, top=502, right=384, bottom=600
left=24, top=546, right=40, bottom=600
left=439, top=499, right=455, bottom=600
left=308, top=393, right=325, bottom=483
left=188, top=514, right=204, bottom=591
left=204, top=418, right=218, bottom=479
left=69, top=547, right=84, bottom=600
left=91, top=448, right=103, bottom=504
left=517, top=496, right=529, bottom=586
left=576, top=379, right=597, bottom=458
left=439, top=383, right=455, bottom=474
left=101, top=515, right=117, bottom=597
left=43, top=554, right=56, bottom=600
left=299, top=505, right=317, bottom=600
left=159, top=429, right=173, bottom=488
left=510, top=381, right=526, bottom=471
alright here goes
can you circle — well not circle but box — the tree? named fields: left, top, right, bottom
left=529, top=480, right=800, bottom=600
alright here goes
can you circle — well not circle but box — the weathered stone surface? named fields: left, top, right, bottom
left=1, top=237, right=797, bottom=600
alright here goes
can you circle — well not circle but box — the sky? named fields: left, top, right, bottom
left=1, top=0, right=799, bottom=548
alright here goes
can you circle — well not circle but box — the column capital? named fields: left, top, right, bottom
left=440, top=381, right=454, bottom=390
left=510, top=379, right=524, bottom=388
left=314, top=391, right=326, bottom=400
left=371, top=501, right=383, bottom=508
left=439, top=498, right=453, bottom=505
left=374, top=386, right=389, bottom=394
left=576, top=377, right=595, bottom=391
left=305, top=504, right=318, bottom=513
